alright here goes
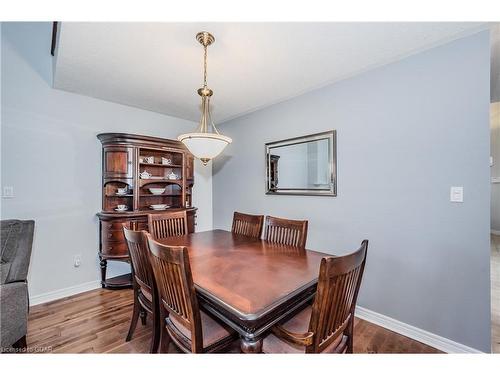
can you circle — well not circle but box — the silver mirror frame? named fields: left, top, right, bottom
left=265, top=130, right=337, bottom=196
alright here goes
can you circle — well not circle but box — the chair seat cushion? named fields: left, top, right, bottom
left=263, top=305, right=348, bottom=353
left=169, top=310, right=234, bottom=348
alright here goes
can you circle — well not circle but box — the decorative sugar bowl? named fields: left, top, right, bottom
left=140, top=170, right=152, bottom=179
left=116, top=186, right=128, bottom=195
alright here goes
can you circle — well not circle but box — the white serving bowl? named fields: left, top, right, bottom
left=150, top=204, right=169, bottom=210
left=149, top=188, right=166, bottom=195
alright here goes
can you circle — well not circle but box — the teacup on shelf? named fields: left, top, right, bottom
left=161, top=157, right=172, bottom=165
left=115, top=204, right=128, bottom=211
left=144, top=156, right=155, bottom=164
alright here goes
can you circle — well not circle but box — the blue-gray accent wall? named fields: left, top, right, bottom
left=213, top=31, right=491, bottom=351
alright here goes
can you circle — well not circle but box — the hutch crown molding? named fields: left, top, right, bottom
left=96, top=133, right=197, bottom=289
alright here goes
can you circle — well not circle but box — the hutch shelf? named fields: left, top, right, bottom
left=96, top=133, right=197, bottom=289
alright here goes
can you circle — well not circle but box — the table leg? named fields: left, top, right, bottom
left=240, top=336, right=263, bottom=353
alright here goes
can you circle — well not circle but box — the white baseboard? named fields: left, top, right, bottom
left=491, top=229, right=500, bottom=236
left=355, top=306, right=483, bottom=353
left=29, top=280, right=101, bottom=306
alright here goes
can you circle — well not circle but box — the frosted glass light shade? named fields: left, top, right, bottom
left=178, top=132, right=232, bottom=165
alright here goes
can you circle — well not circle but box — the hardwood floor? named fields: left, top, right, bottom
left=491, top=234, right=500, bottom=353
left=26, top=288, right=440, bottom=353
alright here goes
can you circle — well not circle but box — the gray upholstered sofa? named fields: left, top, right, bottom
left=0, top=219, right=34, bottom=350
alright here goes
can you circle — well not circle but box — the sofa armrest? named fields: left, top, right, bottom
left=5, top=220, right=35, bottom=283
left=0, top=281, right=29, bottom=348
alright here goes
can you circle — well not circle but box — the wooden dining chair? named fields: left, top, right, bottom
left=231, top=211, right=264, bottom=238
left=145, top=232, right=238, bottom=353
left=262, top=240, right=369, bottom=354
left=122, top=225, right=160, bottom=353
left=148, top=211, right=188, bottom=240
left=264, top=215, right=308, bottom=248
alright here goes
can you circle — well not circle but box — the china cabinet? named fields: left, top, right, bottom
left=96, top=133, right=197, bottom=289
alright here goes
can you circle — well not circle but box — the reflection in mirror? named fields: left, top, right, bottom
left=270, top=139, right=330, bottom=189
left=266, top=131, right=336, bottom=196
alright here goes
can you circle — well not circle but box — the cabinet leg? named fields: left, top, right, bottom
left=240, top=336, right=263, bottom=353
left=100, top=258, right=107, bottom=288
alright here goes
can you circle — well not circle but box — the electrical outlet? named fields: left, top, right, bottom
left=74, top=255, right=82, bottom=268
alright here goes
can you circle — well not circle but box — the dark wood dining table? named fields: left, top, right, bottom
left=158, top=229, right=330, bottom=353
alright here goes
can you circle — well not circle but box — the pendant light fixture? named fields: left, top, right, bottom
left=178, top=31, right=232, bottom=166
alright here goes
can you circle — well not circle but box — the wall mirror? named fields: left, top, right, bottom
left=265, top=130, right=337, bottom=196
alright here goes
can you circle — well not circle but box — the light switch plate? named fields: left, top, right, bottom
left=450, top=186, right=463, bottom=203
left=2, top=186, right=14, bottom=198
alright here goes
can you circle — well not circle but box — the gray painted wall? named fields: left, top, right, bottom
left=1, top=22, right=213, bottom=299
left=213, top=31, right=491, bottom=351
left=490, top=25, right=500, bottom=233
left=491, top=102, right=500, bottom=232
left=491, top=24, right=500, bottom=103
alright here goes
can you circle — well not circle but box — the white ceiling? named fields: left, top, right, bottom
left=53, top=22, right=489, bottom=123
